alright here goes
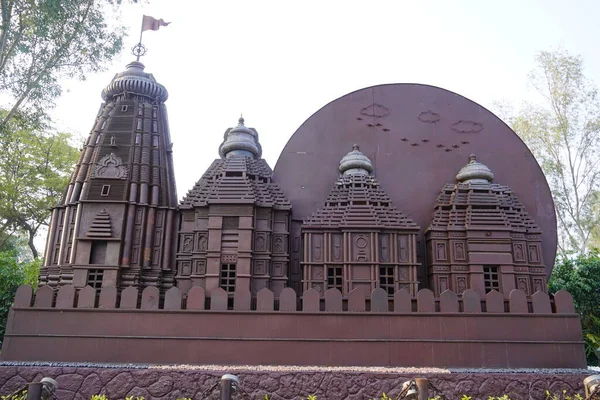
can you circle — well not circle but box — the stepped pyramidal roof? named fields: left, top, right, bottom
left=303, top=145, right=418, bottom=229
left=180, top=117, right=290, bottom=209
left=428, top=154, right=541, bottom=233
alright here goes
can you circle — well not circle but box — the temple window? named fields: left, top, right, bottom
left=379, top=266, right=395, bottom=295
left=483, top=266, right=500, bottom=293
left=327, top=266, right=343, bottom=291
left=220, top=263, right=237, bottom=293
left=100, top=185, right=111, bottom=196
left=87, top=269, right=104, bottom=289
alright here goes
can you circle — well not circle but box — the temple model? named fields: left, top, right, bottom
left=426, top=154, right=545, bottom=297
left=302, top=145, right=420, bottom=297
left=40, top=60, right=178, bottom=291
left=177, top=117, right=291, bottom=297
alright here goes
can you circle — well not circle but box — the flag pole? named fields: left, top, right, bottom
left=137, top=17, right=145, bottom=61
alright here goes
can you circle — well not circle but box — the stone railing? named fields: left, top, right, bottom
left=0, top=285, right=586, bottom=369
left=7, top=284, right=578, bottom=314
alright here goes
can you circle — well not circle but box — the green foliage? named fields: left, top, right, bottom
left=0, top=231, right=40, bottom=344
left=495, top=49, right=600, bottom=256
left=549, top=251, right=600, bottom=365
left=545, top=389, right=584, bottom=400
left=0, top=387, right=26, bottom=400
left=0, top=110, right=80, bottom=258
left=0, top=250, right=24, bottom=344
left=0, top=0, right=139, bottom=128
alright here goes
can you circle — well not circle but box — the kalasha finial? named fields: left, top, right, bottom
left=456, top=153, right=494, bottom=183
left=339, top=144, right=373, bottom=176
left=218, top=116, right=262, bottom=159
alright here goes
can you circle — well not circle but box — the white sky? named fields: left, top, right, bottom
left=52, top=0, right=600, bottom=200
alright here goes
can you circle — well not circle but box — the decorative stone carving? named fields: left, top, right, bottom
left=454, top=242, right=465, bottom=261
left=379, top=234, right=389, bottom=261
left=255, top=233, right=266, bottom=251
left=94, top=153, right=128, bottom=179
left=197, top=233, right=208, bottom=251
left=181, top=235, right=192, bottom=253
left=273, top=235, right=284, bottom=254
left=457, top=277, right=467, bottom=294
left=332, top=234, right=342, bottom=261
left=254, top=260, right=267, bottom=275
left=193, top=260, right=206, bottom=275
left=436, top=242, right=447, bottom=261
left=513, top=243, right=525, bottom=261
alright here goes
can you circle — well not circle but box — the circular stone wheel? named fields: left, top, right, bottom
left=273, top=84, right=557, bottom=276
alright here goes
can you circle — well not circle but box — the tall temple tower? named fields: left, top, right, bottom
left=177, top=118, right=291, bottom=297
left=40, top=61, right=178, bottom=291
left=302, top=145, right=420, bottom=297
left=426, top=154, right=546, bottom=297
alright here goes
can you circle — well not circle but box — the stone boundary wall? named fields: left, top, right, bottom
left=0, top=285, right=586, bottom=368
left=0, top=364, right=592, bottom=400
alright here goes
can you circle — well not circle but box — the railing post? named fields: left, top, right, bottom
left=414, top=378, right=429, bottom=400
left=220, top=374, right=239, bottom=400
left=26, top=383, right=43, bottom=400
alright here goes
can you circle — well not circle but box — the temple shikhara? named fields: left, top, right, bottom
left=1, top=60, right=585, bottom=369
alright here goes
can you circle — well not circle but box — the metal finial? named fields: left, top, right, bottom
left=352, top=144, right=360, bottom=151
left=469, top=154, right=477, bottom=162
left=238, top=115, right=245, bottom=125
left=131, top=43, right=147, bottom=61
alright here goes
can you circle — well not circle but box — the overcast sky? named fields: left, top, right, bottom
left=51, top=0, right=600, bottom=199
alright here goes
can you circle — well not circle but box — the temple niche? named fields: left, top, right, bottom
left=177, top=118, right=291, bottom=297
left=426, top=154, right=546, bottom=297
left=302, top=145, right=420, bottom=297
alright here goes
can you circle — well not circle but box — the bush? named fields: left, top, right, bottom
left=0, top=251, right=40, bottom=346
left=549, top=251, right=600, bottom=365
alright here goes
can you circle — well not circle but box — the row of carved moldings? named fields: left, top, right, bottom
left=308, top=233, right=414, bottom=263
left=430, top=241, right=543, bottom=264
left=12, top=284, right=576, bottom=314
left=176, top=232, right=289, bottom=254
left=178, top=233, right=207, bottom=253
left=176, top=259, right=206, bottom=276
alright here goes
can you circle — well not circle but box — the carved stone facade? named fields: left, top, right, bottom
left=426, top=155, right=546, bottom=297
left=39, top=65, right=551, bottom=302
left=302, top=145, right=420, bottom=297
left=40, top=61, right=178, bottom=291
left=177, top=118, right=291, bottom=297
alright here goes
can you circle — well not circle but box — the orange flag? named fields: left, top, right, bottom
left=141, top=15, right=171, bottom=32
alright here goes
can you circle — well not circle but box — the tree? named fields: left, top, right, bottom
left=0, top=0, right=137, bottom=128
left=496, top=50, right=600, bottom=257
left=548, top=252, right=600, bottom=365
left=0, top=246, right=40, bottom=346
left=0, top=110, right=80, bottom=259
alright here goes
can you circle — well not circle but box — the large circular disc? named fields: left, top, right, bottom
left=273, top=84, right=557, bottom=275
